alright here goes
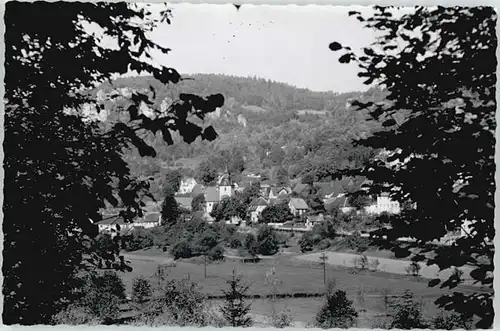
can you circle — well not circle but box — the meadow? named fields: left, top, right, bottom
left=116, top=246, right=488, bottom=327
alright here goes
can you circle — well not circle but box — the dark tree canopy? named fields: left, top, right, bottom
left=331, top=6, right=495, bottom=327
left=4, top=2, right=223, bottom=324
left=191, top=193, right=206, bottom=212
left=239, top=181, right=261, bottom=206
left=195, top=159, right=219, bottom=186
left=255, top=225, right=280, bottom=255
left=259, top=202, right=293, bottom=224
left=164, top=169, right=183, bottom=194
left=161, top=191, right=180, bottom=226
left=210, top=196, right=246, bottom=222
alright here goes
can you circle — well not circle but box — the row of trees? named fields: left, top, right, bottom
left=115, top=214, right=285, bottom=259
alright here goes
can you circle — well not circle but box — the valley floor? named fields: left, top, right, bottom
left=117, top=246, right=489, bottom=327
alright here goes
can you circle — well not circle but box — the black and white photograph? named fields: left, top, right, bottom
left=3, top=1, right=496, bottom=328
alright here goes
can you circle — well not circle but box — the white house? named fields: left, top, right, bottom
left=226, top=216, right=243, bottom=226
left=365, top=193, right=401, bottom=215
left=178, top=177, right=197, bottom=194
left=306, top=214, right=324, bottom=228
left=248, top=197, right=269, bottom=223
left=289, top=198, right=309, bottom=217
left=96, top=215, right=133, bottom=237
left=133, top=212, right=162, bottom=228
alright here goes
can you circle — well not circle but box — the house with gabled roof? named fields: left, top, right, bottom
left=306, top=213, right=325, bottom=228
left=268, top=186, right=291, bottom=200
left=365, top=192, right=401, bottom=215
left=96, top=214, right=132, bottom=236
left=260, top=179, right=274, bottom=188
left=96, top=211, right=162, bottom=236
left=175, top=196, right=193, bottom=211
left=133, top=212, right=162, bottom=228
left=178, top=177, right=197, bottom=194
left=248, top=197, right=269, bottom=223
left=274, top=192, right=290, bottom=203
left=205, top=186, right=220, bottom=214
left=288, top=198, right=309, bottom=217
left=292, top=183, right=309, bottom=195
left=191, top=184, right=205, bottom=196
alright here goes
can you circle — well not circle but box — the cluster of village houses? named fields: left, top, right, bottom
left=96, top=172, right=401, bottom=235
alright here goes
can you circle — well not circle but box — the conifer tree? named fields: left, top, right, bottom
left=220, top=270, right=253, bottom=327
left=314, top=280, right=358, bottom=329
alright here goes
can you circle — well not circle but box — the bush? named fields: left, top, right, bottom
left=345, top=234, right=370, bottom=253
left=171, top=240, right=193, bottom=260
left=132, top=276, right=153, bottom=305
left=92, top=271, right=127, bottom=300
left=123, top=227, right=155, bottom=252
left=208, top=245, right=225, bottom=261
left=243, top=232, right=259, bottom=256
left=276, top=232, right=291, bottom=247
left=52, top=305, right=100, bottom=325
left=314, top=280, right=358, bottom=328
left=405, top=261, right=421, bottom=277
left=317, top=238, right=333, bottom=250
left=432, top=310, right=472, bottom=330
left=298, top=233, right=314, bottom=252
left=81, top=291, right=122, bottom=323
left=149, top=278, right=210, bottom=326
left=229, top=237, right=242, bottom=249
left=370, top=258, right=380, bottom=272
left=387, top=290, right=428, bottom=329
left=371, top=316, right=391, bottom=329
left=65, top=271, right=126, bottom=324
left=270, top=307, right=294, bottom=328
left=353, top=255, right=369, bottom=271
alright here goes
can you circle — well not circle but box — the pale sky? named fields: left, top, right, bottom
left=147, top=4, right=379, bottom=93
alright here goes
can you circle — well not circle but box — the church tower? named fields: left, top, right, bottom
left=218, top=169, right=233, bottom=200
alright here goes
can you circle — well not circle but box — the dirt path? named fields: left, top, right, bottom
left=122, top=252, right=174, bottom=265
left=296, top=251, right=476, bottom=285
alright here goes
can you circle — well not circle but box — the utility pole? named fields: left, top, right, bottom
left=204, top=254, right=207, bottom=279
left=319, top=252, right=328, bottom=285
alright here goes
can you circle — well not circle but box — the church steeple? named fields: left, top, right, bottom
left=218, top=167, right=233, bottom=200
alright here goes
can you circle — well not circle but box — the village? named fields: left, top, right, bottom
left=95, top=171, right=402, bottom=234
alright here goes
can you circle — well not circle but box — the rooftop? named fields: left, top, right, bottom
left=289, top=198, right=309, bottom=210
left=205, top=186, right=219, bottom=202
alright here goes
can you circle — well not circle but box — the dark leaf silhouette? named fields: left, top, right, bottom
left=338, top=53, right=352, bottom=63
left=329, top=42, right=343, bottom=51
left=202, top=126, right=218, bottom=141
left=4, top=2, right=222, bottom=325
left=381, top=118, right=397, bottom=127
left=332, top=6, right=495, bottom=327
left=428, top=278, right=441, bottom=287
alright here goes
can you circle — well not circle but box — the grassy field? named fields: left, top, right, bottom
left=116, top=244, right=490, bottom=327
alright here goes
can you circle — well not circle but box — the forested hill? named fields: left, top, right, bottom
left=100, top=73, right=385, bottom=112
left=97, top=74, right=388, bottom=198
